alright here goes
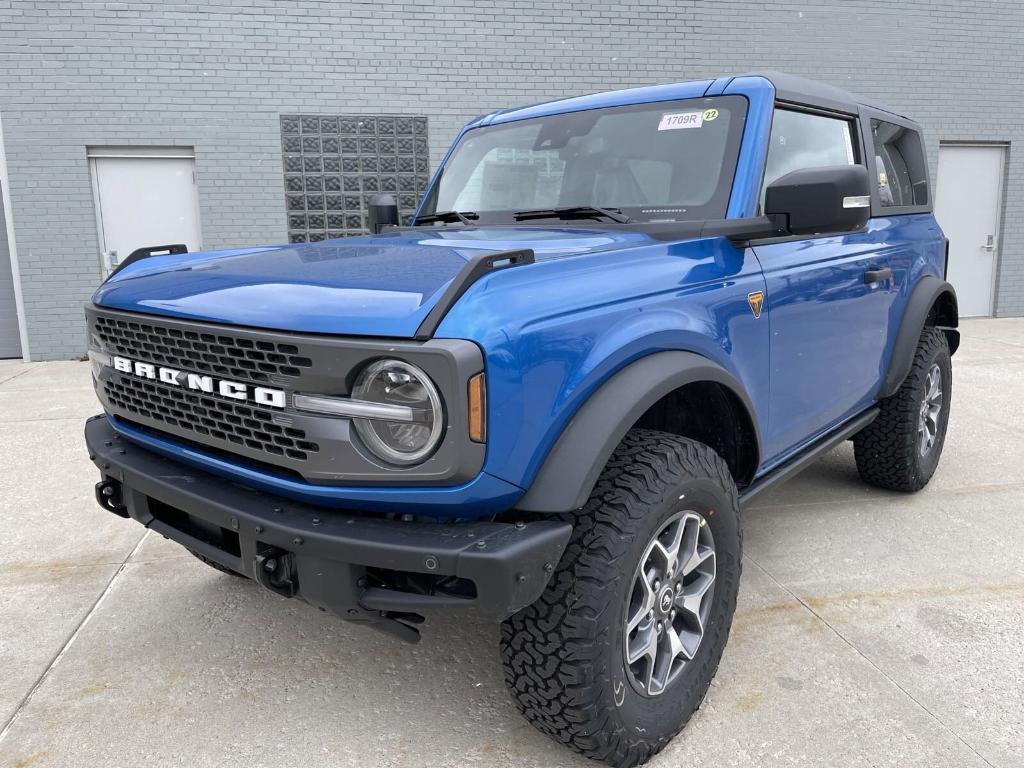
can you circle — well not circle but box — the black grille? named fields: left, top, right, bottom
left=87, top=306, right=484, bottom=486
left=104, top=376, right=319, bottom=461
left=93, top=314, right=313, bottom=384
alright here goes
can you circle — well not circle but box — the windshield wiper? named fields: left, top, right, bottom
left=513, top=205, right=632, bottom=224
left=414, top=210, right=479, bottom=226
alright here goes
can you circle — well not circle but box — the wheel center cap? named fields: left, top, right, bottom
left=659, top=586, right=674, bottom=614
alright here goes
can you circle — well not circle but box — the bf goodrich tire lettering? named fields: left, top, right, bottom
left=500, top=429, right=741, bottom=767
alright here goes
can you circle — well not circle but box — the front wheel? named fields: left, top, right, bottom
left=501, top=429, right=741, bottom=767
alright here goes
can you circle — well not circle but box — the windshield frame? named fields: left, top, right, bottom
left=416, top=94, right=749, bottom=228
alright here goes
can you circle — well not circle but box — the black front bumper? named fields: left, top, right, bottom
left=85, top=415, right=571, bottom=641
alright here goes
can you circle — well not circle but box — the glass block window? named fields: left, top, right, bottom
left=280, top=114, right=430, bottom=243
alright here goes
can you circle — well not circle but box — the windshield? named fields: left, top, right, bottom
left=418, top=95, right=747, bottom=225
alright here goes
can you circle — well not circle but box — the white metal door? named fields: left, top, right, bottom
left=934, top=144, right=1005, bottom=317
left=90, top=149, right=201, bottom=277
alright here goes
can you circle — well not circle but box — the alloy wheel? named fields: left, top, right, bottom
left=623, top=509, right=716, bottom=697
left=918, top=363, right=943, bottom=456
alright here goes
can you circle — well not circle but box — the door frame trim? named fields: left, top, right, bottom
left=87, top=157, right=112, bottom=277
left=0, top=112, right=30, bottom=361
left=86, top=145, right=195, bottom=159
left=937, top=140, right=1009, bottom=316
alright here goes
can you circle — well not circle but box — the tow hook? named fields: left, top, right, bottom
left=254, top=547, right=299, bottom=598
left=95, top=479, right=128, bottom=518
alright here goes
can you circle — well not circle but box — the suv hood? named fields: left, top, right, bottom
left=93, top=227, right=653, bottom=337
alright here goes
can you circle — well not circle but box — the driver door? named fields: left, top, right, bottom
left=753, top=108, right=899, bottom=465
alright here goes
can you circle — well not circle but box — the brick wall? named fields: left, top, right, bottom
left=0, top=0, right=1021, bottom=359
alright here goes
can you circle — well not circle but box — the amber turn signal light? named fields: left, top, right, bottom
left=468, top=372, right=486, bottom=443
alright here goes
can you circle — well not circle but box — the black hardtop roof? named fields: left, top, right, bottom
left=743, top=71, right=916, bottom=124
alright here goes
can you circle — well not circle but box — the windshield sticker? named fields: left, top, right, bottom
left=702, top=108, right=719, bottom=121
left=658, top=111, right=704, bottom=131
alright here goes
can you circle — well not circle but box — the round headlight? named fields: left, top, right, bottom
left=352, top=359, right=444, bottom=466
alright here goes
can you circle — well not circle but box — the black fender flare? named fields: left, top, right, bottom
left=879, top=276, right=959, bottom=398
left=515, top=351, right=761, bottom=513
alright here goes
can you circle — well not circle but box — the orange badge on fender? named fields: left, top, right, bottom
left=747, top=291, right=764, bottom=319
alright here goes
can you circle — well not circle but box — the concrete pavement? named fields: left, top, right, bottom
left=0, top=319, right=1021, bottom=767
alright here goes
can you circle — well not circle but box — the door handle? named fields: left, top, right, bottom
left=864, top=267, right=892, bottom=285
left=982, top=234, right=995, bottom=251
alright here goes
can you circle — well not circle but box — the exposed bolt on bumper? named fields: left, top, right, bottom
left=84, top=415, right=571, bottom=642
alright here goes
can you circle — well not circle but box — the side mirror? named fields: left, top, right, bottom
left=765, top=165, right=871, bottom=236
left=367, top=193, right=400, bottom=234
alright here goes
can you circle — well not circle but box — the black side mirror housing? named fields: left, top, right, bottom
left=367, top=193, right=400, bottom=234
left=764, top=164, right=871, bottom=236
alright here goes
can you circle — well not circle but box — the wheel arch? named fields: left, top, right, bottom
left=515, top=351, right=761, bottom=513
left=880, top=276, right=959, bottom=399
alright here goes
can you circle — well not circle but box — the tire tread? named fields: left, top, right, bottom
left=501, top=429, right=740, bottom=767
left=854, top=327, right=950, bottom=491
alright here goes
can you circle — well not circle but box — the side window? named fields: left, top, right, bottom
left=761, top=109, right=856, bottom=206
left=871, top=119, right=928, bottom=207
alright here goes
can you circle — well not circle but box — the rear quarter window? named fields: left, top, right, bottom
left=871, top=119, right=929, bottom=208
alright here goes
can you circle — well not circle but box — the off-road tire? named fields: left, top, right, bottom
left=854, top=327, right=952, bottom=491
left=500, top=429, right=741, bottom=767
left=189, top=549, right=245, bottom=577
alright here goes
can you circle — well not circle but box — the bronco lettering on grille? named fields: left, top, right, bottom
left=111, top=355, right=286, bottom=408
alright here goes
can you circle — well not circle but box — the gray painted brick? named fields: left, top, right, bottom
left=0, top=0, right=1022, bottom=359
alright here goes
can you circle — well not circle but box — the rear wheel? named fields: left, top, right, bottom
left=854, top=327, right=952, bottom=491
left=501, top=429, right=741, bottom=767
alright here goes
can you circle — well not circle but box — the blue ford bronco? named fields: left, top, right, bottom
left=85, top=72, right=958, bottom=765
